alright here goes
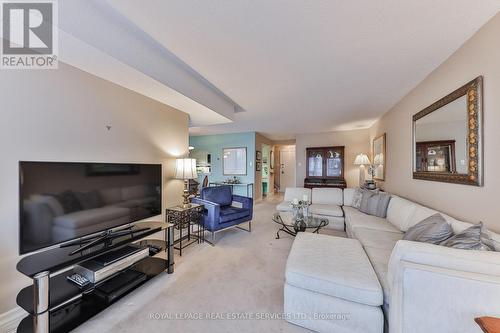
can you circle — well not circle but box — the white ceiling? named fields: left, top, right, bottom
left=105, top=0, right=499, bottom=140
left=57, top=0, right=242, bottom=127
left=58, top=29, right=232, bottom=127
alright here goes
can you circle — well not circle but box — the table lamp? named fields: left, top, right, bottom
left=354, top=153, right=371, bottom=186
left=175, top=158, right=198, bottom=208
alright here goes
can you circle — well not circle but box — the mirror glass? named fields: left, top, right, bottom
left=373, top=134, right=385, bottom=180
left=412, top=77, right=482, bottom=186
left=414, top=95, right=467, bottom=174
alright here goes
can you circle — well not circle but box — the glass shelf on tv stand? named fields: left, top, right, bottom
left=16, top=221, right=175, bottom=333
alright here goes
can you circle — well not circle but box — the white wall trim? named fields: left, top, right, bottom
left=0, top=307, right=25, bottom=333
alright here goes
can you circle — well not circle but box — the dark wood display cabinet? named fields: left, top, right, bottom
left=16, top=221, right=174, bottom=333
left=304, top=146, right=347, bottom=189
left=415, top=140, right=456, bottom=173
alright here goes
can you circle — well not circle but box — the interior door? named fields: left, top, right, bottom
left=279, top=148, right=296, bottom=192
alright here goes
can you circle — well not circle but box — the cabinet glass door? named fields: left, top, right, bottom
left=307, top=150, right=323, bottom=177
left=426, top=145, right=452, bottom=172
left=326, top=150, right=342, bottom=177
left=416, top=141, right=455, bottom=173
left=415, top=145, right=424, bottom=171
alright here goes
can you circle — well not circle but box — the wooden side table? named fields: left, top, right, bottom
left=475, top=317, right=500, bottom=333
left=166, top=204, right=205, bottom=256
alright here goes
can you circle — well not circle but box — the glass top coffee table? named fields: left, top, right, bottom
left=273, top=212, right=329, bottom=239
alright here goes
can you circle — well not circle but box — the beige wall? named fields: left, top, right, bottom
left=369, top=13, right=500, bottom=232
left=0, top=63, right=189, bottom=313
left=295, top=129, right=370, bottom=187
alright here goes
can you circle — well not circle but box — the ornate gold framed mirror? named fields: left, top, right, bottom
left=412, top=76, right=483, bottom=186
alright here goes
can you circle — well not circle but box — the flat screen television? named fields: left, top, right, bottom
left=19, top=161, right=162, bottom=254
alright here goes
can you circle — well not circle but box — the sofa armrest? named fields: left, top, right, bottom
left=388, top=240, right=500, bottom=333
left=232, top=195, right=253, bottom=210
left=191, top=198, right=220, bottom=231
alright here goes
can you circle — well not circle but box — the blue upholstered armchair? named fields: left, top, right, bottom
left=191, top=186, right=253, bottom=244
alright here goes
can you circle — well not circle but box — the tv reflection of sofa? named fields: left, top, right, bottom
left=23, top=185, right=159, bottom=247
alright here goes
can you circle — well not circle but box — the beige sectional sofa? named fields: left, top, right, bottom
left=275, top=187, right=311, bottom=212
left=284, top=187, right=500, bottom=333
left=277, top=187, right=345, bottom=230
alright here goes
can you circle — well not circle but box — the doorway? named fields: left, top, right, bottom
left=278, top=145, right=296, bottom=192
left=261, top=144, right=271, bottom=197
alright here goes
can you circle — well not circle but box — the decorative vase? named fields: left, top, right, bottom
left=292, top=204, right=303, bottom=221
left=294, top=218, right=307, bottom=232
left=303, top=201, right=310, bottom=218
left=291, top=201, right=307, bottom=232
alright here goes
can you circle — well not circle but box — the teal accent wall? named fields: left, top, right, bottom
left=189, top=132, right=255, bottom=196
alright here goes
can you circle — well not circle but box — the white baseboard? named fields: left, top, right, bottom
left=0, top=307, right=25, bottom=333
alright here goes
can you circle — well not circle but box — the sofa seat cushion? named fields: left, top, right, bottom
left=286, top=233, right=383, bottom=306
left=276, top=201, right=293, bottom=212
left=52, top=216, right=130, bottom=241
left=353, top=228, right=404, bottom=250
left=344, top=207, right=402, bottom=234
left=219, top=206, right=250, bottom=223
left=53, top=206, right=130, bottom=229
left=309, top=204, right=343, bottom=217
left=363, top=246, right=392, bottom=302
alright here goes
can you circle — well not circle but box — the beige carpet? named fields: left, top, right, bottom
left=74, top=195, right=345, bottom=333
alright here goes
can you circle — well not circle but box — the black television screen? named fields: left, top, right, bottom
left=19, top=161, right=162, bottom=254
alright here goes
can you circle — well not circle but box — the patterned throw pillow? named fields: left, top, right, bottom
left=441, top=222, right=494, bottom=251
left=359, top=191, right=391, bottom=218
left=403, top=213, right=454, bottom=245
left=352, top=187, right=378, bottom=209
left=351, top=187, right=363, bottom=208
left=482, top=232, right=500, bottom=252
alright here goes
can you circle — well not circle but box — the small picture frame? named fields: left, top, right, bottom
left=256, top=161, right=261, bottom=171
left=256, top=151, right=262, bottom=161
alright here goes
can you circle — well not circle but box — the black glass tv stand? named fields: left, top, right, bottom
left=61, top=225, right=152, bottom=255
left=16, top=221, right=174, bottom=333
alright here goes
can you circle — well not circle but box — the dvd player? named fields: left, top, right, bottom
left=95, top=270, right=147, bottom=303
left=74, top=245, right=149, bottom=283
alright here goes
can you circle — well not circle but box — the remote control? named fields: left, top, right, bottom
left=67, top=273, right=90, bottom=287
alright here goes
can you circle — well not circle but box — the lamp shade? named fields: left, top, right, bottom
left=354, top=154, right=371, bottom=165
left=174, top=158, right=197, bottom=180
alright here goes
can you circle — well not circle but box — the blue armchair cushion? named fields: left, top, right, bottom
left=219, top=206, right=251, bottom=223
left=201, top=186, right=232, bottom=207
